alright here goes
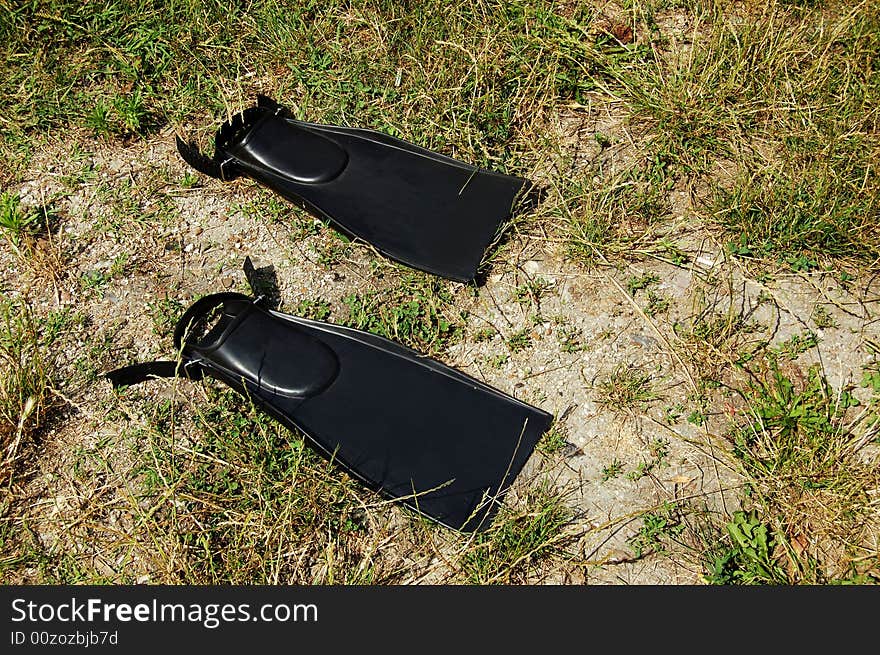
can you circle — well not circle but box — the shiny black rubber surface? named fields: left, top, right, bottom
left=108, top=293, right=553, bottom=532
left=177, top=97, right=528, bottom=282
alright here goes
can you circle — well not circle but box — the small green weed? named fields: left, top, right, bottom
left=149, top=297, right=185, bottom=339
left=513, top=277, right=550, bottom=306
left=314, top=234, right=352, bottom=268
left=112, top=90, right=151, bottom=135
left=704, top=510, right=788, bottom=585
left=649, top=437, right=669, bottom=461
left=811, top=305, right=837, bottom=330
left=643, top=290, right=669, bottom=317
left=601, top=459, right=624, bottom=482
left=538, top=423, right=569, bottom=455
left=626, top=272, right=659, bottom=296
left=180, top=172, right=199, bottom=189
left=473, top=327, right=496, bottom=343
left=665, top=403, right=684, bottom=424
left=862, top=368, right=880, bottom=395
left=506, top=329, right=532, bottom=353
left=344, top=275, right=460, bottom=354
left=687, top=410, right=706, bottom=426
left=556, top=324, right=585, bottom=353
left=79, top=270, right=110, bottom=295
left=628, top=503, right=685, bottom=559
left=625, top=439, right=670, bottom=482
left=773, top=331, right=819, bottom=360
left=658, top=240, right=690, bottom=266
left=294, top=299, right=332, bottom=322
left=0, top=192, right=38, bottom=248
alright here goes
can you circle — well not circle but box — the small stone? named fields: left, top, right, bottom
left=523, top=260, right=542, bottom=275
left=630, top=333, right=657, bottom=349
left=696, top=255, right=716, bottom=269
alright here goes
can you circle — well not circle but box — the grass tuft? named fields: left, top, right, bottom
left=115, top=388, right=385, bottom=584
left=716, top=362, right=880, bottom=583
left=596, top=364, right=659, bottom=412
left=459, top=480, right=573, bottom=584
left=0, top=298, right=58, bottom=484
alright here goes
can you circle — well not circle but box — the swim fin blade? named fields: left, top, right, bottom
left=107, top=290, right=553, bottom=532
left=176, top=96, right=530, bottom=282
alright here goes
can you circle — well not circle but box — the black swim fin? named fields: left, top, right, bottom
left=106, top=284, right=552, bottom=532
left=176, top=96, right=530, bottom=282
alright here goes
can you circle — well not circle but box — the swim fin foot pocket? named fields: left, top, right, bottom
left=107, top=280, right=553, bottom=532
left=176, top=95, right=533, bottom=283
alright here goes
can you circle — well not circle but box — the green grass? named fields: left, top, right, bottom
left=2, top=386, right=387, bottom=584
left=607, top=1, right=879, bottom=268
left=715, top=362, right=880, bottom=583
left=565, top=166, right=672, bottom=266
left=0, top=299, right=53, bottom=481
left=459, top=481, right=573, bottom=584
left=601, top=459, right=624, bottom=482
left=0, top=1, right=603, bottom=175
left=628, top=502, right=685, bottom=559
left=343, top=273, right=462, bottom=354
left=134, top=388, right=381, bottom=583
left=546, top=0, right=880, bottom=273
left=294, top=298, right=332, bottom=322
left=148, top=296, right=186, bottom=339
left=538, top=422, right=569, bottom=455
left=5, top=1, right=875, bottom=268
left=3, top=380, right=576, bottom=584
left=0, top=192, right=38, bottom=247
left=596, top=364, right=659, bottom=412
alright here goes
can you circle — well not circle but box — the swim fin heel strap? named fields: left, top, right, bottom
left=177, top=96, right=529, bottom=282
left=107, top=291, right=553, bottom=532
